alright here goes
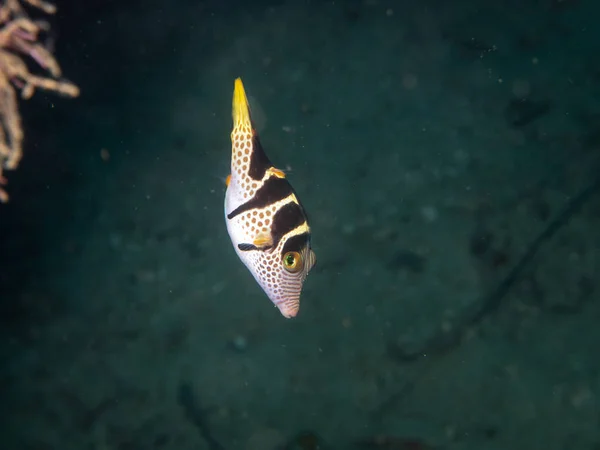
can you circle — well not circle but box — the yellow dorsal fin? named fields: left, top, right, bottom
left=232, top=78, right=251, bottom=129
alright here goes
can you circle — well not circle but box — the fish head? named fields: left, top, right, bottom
left=249, top=234, right=316, bottom=318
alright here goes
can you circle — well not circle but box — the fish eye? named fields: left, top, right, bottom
left=282, top=251, right=302, bottom=273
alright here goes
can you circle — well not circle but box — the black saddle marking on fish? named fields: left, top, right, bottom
left=281, top=232, right=311, bottom=257
left=238, top=243, right=260, bottom=251
left=270, top=202, right=307, bottom=249
left=248, top=134, right=272, bottom=180
left=227, top=176, right=294, bottom=220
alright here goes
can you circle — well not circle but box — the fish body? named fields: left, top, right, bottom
left=224, top=78, right=316, bottom=318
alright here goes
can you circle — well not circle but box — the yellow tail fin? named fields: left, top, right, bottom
left=232, top=78, right=251, bottom=129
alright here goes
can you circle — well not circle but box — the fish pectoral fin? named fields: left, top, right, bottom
left=237, top=232, right=272, bottom=252
left=225, top=174, right=231, bottom=187
left=253, top=232, right=273, bottom=249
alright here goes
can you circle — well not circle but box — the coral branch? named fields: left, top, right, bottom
left=0, top=0, right=79, bottom=202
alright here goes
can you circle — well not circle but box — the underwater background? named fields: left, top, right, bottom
left=1, top=0, right=599, bottom=448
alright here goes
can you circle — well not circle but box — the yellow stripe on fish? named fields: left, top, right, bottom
left=224, top=78, right=316, bottom=318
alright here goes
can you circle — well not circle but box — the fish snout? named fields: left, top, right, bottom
left=277, top=299, right=300, bottom=318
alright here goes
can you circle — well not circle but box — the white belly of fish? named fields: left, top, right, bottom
left=224, top=184, right=260, bottom=273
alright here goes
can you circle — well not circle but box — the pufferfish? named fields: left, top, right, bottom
left=224, top=78, right=316, bottom=318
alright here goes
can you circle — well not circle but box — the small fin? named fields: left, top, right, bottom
left=307, top=249, right=317, bottom=271
left=238, top=243, right=258, bottom=251
left=266, top=167, right=286, bottom=179
left=253, top=232, right=273, bottom=249
left=225, top=174, right=231, bottom=187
